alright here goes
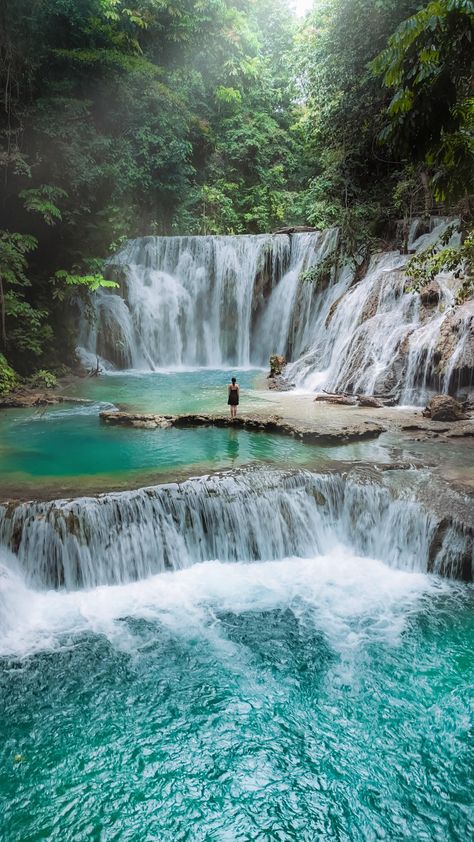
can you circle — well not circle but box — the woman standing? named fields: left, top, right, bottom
left=227, top=377, right=240, bottom=419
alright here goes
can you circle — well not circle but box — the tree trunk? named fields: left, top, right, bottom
left=420, top=171, right=432, bottom=216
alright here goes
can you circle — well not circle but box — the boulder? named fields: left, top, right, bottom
left=422, top=395, right=466, bottom=422
left=269, top=355, right=286, bottom=377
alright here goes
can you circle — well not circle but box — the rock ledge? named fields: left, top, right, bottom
left=100, top=410, right=386, bottom=445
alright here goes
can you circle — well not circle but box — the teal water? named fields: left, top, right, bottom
left=1, top=370, right=473, bottom=840
left=0, top=409, right=314, bottom=478
left=0, top=555, right=472, bottom=841
left=0, top=370, right=389, bottom=498
left=0, top=370, right=297, bottom=497
left=69, top=369, right=269, bottom=415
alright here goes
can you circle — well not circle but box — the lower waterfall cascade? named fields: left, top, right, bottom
left=77, top=218, right=474, bottom=404
left=1, top=470, right=472, bottom=591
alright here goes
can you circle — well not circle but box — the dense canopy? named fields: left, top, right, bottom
left=0, top=0, right=472, bottom=384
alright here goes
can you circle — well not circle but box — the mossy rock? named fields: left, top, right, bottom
left=269, top=355, right=286, bottom=377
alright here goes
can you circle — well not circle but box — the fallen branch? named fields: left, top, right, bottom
left=88, top=356, right=102, bottom=377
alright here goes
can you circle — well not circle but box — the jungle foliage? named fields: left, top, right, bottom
left=405, top=226, right=474, bottom=302
left=0, top=0, right=472, bottom=381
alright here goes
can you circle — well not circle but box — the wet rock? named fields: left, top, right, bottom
left=428, top=517, right=474, bottom=581
left=269, top=355, right=286, bottom=377
left=358, top=278, right=383, bottom=323
left=434, top=300, right=474, bottom=391
left=96, top=317, right=133, bottom=369
left=101, top=412, right=173, bottom=429
left=443, top=421, right=474, bottom=438
left=325, top=294, right=344, bottom=328
left=428, top=518, right=450, bottom=574
left=251, top=244, right=275, bottom=321
left=131, top=420, right=158, bottom=429
left=267, top=374, right=294, bottom=391
left=100, top=410, right=385, bottom=445
left=422, top=395, right=466, bottom=422
left=372, top=365, right=402, bottom=401
left=0, top=391, right=91, bottom=409
left=352, top=252, right=371, bottom=287
left=459, top=392, right=474, bottom=411
left=419, top=280, right=441, bottom=306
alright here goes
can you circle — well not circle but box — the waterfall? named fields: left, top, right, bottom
left=287, top=251, right=412, bottom=395
left=77, top=229, right=339, bottom=369
left=286, top=219, right=473, bottom=402
left=1, top=470, right=471, bottom=590
left=78, top=231, right=335, bottom=370
left=77, top=220, right=473, bottom=403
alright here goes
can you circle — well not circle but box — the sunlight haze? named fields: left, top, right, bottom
left=293, top=0, right=313, bottom=14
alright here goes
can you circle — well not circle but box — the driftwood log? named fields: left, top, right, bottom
left=314, top=390, right=387, bottom=408
left=314, top=394, right=356, bottom=406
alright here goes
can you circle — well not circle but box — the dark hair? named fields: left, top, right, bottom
left=231, top=377, right=236, bottom=384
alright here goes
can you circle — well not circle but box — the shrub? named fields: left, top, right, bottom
left=0, top=354, right=17, bottom=395
left=405, top=227, right=473, bottom=298
left=29, top=369, right=58, bottom=389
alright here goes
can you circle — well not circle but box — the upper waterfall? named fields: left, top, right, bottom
left=78, top=230, right=338, bottom=370
left=78, top=220, right=473, bottom=403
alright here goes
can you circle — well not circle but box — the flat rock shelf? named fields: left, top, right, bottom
left=100, top=410, right=387, bottom=444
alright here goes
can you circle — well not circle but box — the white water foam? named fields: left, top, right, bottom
left=0, top=548, right=448, bottom=660
left=1, top=470, right=453, bottom=590
left=26, top=401, right=117, bottom=421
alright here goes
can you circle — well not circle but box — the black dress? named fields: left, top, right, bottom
left=228, top=385, right=239, bottom=406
